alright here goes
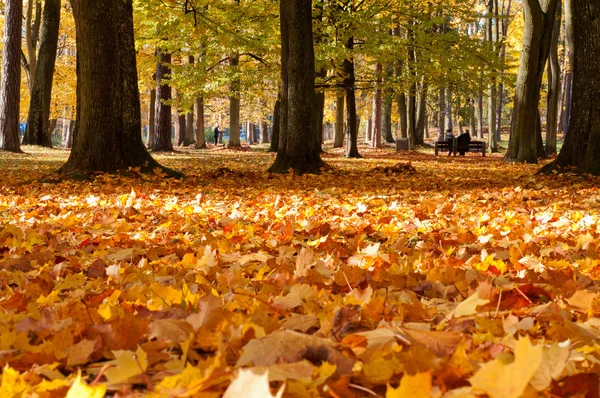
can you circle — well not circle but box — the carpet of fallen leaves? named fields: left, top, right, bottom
left=1, top=144, right=600, bottom=397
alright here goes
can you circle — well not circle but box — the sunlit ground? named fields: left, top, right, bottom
left=0, top=140, right=598, bottom=396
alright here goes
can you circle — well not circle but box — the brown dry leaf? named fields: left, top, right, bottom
left=149, top=319, right=194, bottom=343
left=236, top=330, right=354, bottom=376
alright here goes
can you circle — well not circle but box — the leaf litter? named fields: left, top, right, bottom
left=0, top=146, right=599, bottom=397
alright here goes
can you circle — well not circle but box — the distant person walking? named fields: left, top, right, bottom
left=213, top=124, right=220, bottom=145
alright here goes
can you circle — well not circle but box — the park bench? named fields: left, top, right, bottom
left=434, top=138, right=487, bottom=157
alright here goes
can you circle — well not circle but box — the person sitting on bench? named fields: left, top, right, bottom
left=456, top=130, right=472, bottom=156
left=445, top=129, right=454, bottom=156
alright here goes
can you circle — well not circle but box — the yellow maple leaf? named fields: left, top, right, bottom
left=469, top=337, right=542, bottom=398
left=66, top=371, right=106, bottom=398
left=386, top=372, right=432, bottom=397
left=452, top=292, right=490, bottom=318
left=104, top=346, right=148, bottom=384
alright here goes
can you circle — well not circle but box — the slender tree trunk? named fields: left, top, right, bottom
left=415, top=82, right=428, bottom=145
left=23, top=0, right=61, bottom=147
left=147, top=88, right=155, bottom=148
left=545, top=1, right=562, bottom=155
left=540, top=0, right=600, bottom=175
left=445, top=85, right=453, bottom=133
left=477, top=91, right=484, bottom=138
left=559, top=0, right=573, bottom=136
left=438, top=87, right=446, bottom=140
left=468, top=97, right=477, bottom=137
left=313, top=69, right=326, bottom=152
left=0, top=0, right=23, bottom=152
left=24, top=0, right=41, bottom=93
left=334, top=94, right=344, bottom=148
left=366, top=117, right=372, bottom=142
left=61, top=0, right=171, bottom=175
left=269, top=94, right=281, bottom=152
left=152, top=50, right=174, bottom=152
left=344, top=36, right=361, bottom=158
left=228, top=53, right=241, bottom=148
left=371, top=63, right=382, bottom=148
left=506, top=0, right=558, bottom=162
left=194, top=97, right=206, bottom=148
left=268, top=0, right=323, bottom=174
left=382, top=93, right=393, bottom=143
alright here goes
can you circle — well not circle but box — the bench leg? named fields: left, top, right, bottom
left=435, top=143, right=438, bottom=156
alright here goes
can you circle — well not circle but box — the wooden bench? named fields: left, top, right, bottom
left=434, top=138, right=486, bottom=157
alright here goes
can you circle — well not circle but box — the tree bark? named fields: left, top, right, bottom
left=371, top=63, right=382, bottom=148
left=344, top=36, right=361, bottom=158
left=24, top=0, right=42, bottom=93
left=268, top=0, right=323, bottom=174
left=195, top=96, right=206, bottom=149
left=228, top=53, right=241, bottom=148
left=60, top=0, right=172, bottom=175
left=477, top=91, right=484, bottom=138
left=0, top=0, right=23, bottom=152
left=540, top=0, right=600, bottom=175
left=505, top=0, right=558, bottom=163
left=269, top=94, right=281, bottom=152
left=147, top=88, right=155, bottom=148
left=438, top=87, right=446, bottom=140
left=313, top=68, right=326, bottom=152
left=545, top=1, right=562, bottom=155
left=334, top=94, right=344, bottom=148
left=152, top=50, right=174, bottom=152
left=23, top=0, right=61, bottom=147
left=415, top=82, right=428, bottom=145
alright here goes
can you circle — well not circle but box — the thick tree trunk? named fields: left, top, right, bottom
left=344, top=37, right=361, bottom=159
left=152, top=50, right=173, bottom=152
left=147, top=88, right=156, bottom=148
left=268, top=0, right=323, bottom=174
left=60, top=0, right=171, bottom=175
left=334, top=94, right=344, bottom=148
left=545, top=1, right=562, bottom=155
left=23, top=0, right=61, bottom=147
left=506, top=0, right=558, bottom=163
left=228, top=53, right=241, bottom=148
left=0, top=0, right=23, bottom=152
left=540, top=0, right=600, bottom=175
left=269, top=95, right=281, bottom=152
left=186, top=111, right=194, bottom=144
left=195, top=97, right=206, bottom=149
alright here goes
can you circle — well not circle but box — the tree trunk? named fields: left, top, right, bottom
left=177, top=111, right=186, bottom=146
left=438, top=87, right=446, bottom=140
left=366, top=117, right=372, bottom=142
left=147, top=88, right=156, bottom=148
left=334, top=94, right=344, bottom=148
left=60, top=0, right=172, bottom=175
left=344, top=37, right=361, bottom=158
left=228, top=53, right=241, bottom=148
left=152, top=50, right=173, bottom=152
left=313, top=68, right=326, bottom=152
left=477, top=91, right=484, bottom=138
left=24, top=0, right=42, bottom=93
left=540, top=0, right=600, bottom=175
left=268, top=0, right=323, bottom=174
left=545, top=1, right=562, bottom=155
left=415, top=82, right=428, bottom=145
left=487, top=0, right=499, bottom=152
left=468, top=97, right=477, bottom=137
left=382, top=93, right=393, bottom=143
left=23, top=0, right=61, bottom=147
left=505, top=0, right=558, bottom=163
left=195, top=97, right=206, bottom=149
left=371, top=63, right=382, bottom=148
left=269, top=94, right=281, bottom=152
left=0, top=0, right=23, bottom=152
left=445, top=85, right=453, bottom=133
left=247, top=120, right=254, bottom=144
